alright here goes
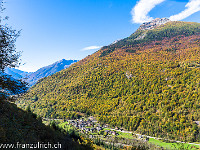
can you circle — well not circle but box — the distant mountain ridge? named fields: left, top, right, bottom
left=5, top=59, right=78, bottom=86
left=4, top=68, right=31, bottom=79
left=26, top=59, right=78, bottom=86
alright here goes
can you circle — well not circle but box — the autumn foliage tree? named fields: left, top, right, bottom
left=0, top=0, right=27, bottom=99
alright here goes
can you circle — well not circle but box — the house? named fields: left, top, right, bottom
left=115, top=127, right=119, bottom=130
left=89, top=135, right=93, bottom=139
left=90, top=128, right=95, bottom=133
left=89, top=116, right=93, bottom=120
left=194, top=121, right=200, bottom=126
left=88, top=122, right=92, bottom=126
left=138, top=135, right=143, bottom=139
left=96, top=123, right=101, bottom=126
left=104, top=124, right=109, bottom=128
left=86, top=128, right=90, bottom=132
left=97, top=126, right=102, bottom=132
left=112, top=131, right=116, bottom=135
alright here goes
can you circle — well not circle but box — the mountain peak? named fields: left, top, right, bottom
left=139, top=18, right=170, bottom=30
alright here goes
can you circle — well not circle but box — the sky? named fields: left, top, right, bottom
left=2, top=0, right=200, bottom=72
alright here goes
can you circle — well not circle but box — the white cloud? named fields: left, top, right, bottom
left=131, top=0, right=166, bottom=24
left=169, top=0, right=200, bottom=21
left=81, top=46, right=102, bottom=51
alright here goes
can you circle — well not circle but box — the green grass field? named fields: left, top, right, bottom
left=116, top=132, right=135, bottom=139
left=149, top=138, right=199, bottom=150
left=59, top=121, right=69, bottom=127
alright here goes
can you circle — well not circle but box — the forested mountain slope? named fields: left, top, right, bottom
left=18, top=21, right=200, bottom=142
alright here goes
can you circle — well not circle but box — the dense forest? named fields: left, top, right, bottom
left=18, top=21, right=200, bottom=142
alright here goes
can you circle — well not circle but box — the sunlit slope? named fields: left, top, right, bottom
left=18, top=21, right=200, bottom=142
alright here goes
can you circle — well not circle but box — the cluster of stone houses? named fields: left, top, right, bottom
left=68, top=118, right=120, bottom=137
left=69, top=118, right=100, bottom=133
left=67, top=117, right=150, bottom=141
left=104, top=130, right=117, bottom=136
left=69, top=119, right=93, bottom=128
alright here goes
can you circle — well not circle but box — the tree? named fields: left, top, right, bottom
left=0, top=0, right=27, bottom=99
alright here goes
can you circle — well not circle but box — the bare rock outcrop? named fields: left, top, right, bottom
left=139, top=18, right=170, bottom=30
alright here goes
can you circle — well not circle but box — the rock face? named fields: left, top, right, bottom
left=110, top=39, right=122, bottom=45
left=139, top=18, right=170, bottom=30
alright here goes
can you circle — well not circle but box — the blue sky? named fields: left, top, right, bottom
left=3, top=0, right=200, bottom=72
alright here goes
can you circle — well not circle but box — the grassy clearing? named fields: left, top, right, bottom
left=59, top=121, right=69, bottom=127
left=102, top=128, right=134, bottom=139
left=103, top=128, right=112, bottom=131
left=58, top=121, right=75, bottom=132
left=116, top=132, right=135, bottom=139
left=149, top=138, right=199, bottom=150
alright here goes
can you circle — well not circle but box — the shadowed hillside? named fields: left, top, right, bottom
left=0, top=100, right=93, bottom=150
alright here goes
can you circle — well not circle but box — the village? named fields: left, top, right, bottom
left=68, top=117, right=117, bottom=137
left=66, top=116, right=149, bottom=142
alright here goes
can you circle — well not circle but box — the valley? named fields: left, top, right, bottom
left=1, top=0, right=200, bottom=149
left=17, top=20, right=200, bottom=145
left=46, top=116, right=200, bottom=149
